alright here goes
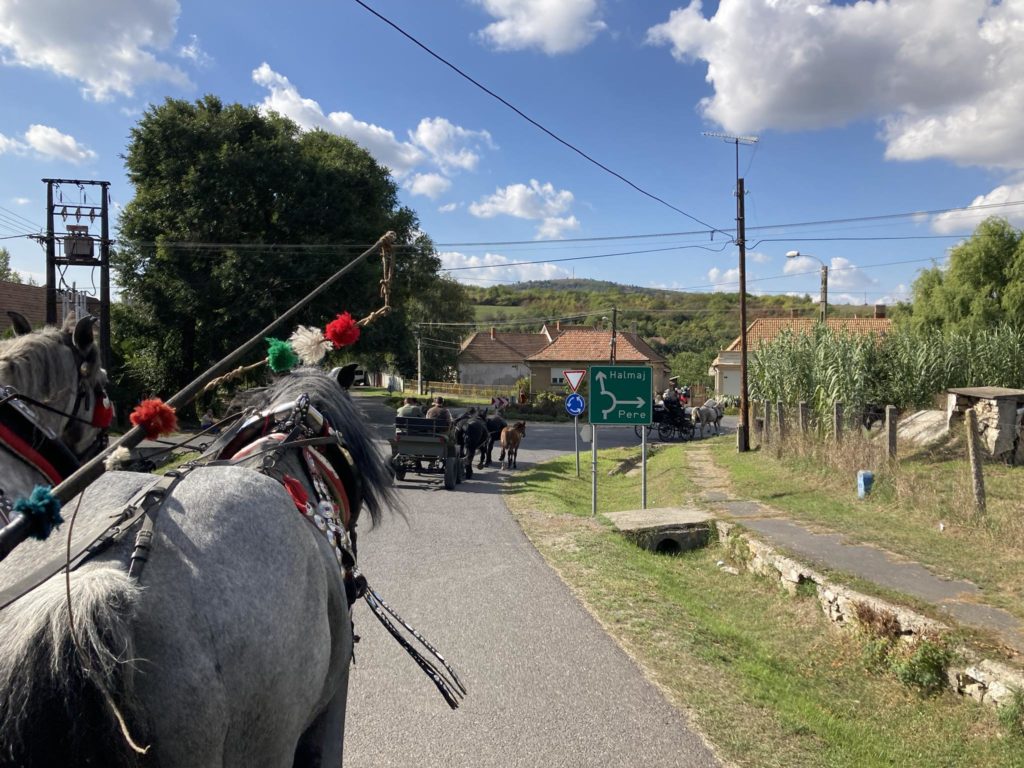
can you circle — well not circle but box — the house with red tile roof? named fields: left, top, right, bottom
left=710, top=309, right=892, bottom=397
left=525, top=327, right=670, bottom=394
left=457, top=326, right=560, bottom=386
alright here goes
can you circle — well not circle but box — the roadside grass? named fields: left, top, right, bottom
left=711, top=428, right=1024, bottom=623
left=505, top=447, right=1024, bottom=767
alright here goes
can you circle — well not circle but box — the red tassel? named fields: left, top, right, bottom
left=282, top=475, right=309, bottom=512
left=324, top=312, right=360, bottom=348
left=130, top=399, right=178, bottom=439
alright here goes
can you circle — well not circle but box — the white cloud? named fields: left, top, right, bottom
left=749, top=250, right=770, bottom=264
left=647, top=1, right=1024, bottom=169
left=469, top=179, right=579, bottom=238
left=409, top=117, right=494, bottom=173
left=252, top=64, right=494, bottom=185
left=0, top=0, right=190, bottom=100
left=470, top=179, right=573, bottom=219
left=0, top=133, right=26, bottom=155
left=827, top=257, right=878, bottom=292
left=932, top=182, right=1024, bottom=234
left=178, top=34, right=212, bottom=67
left=536, top=215, right=580, bottom=239
left=11, top=197, right=30, bottom=205
left=473, top=0, right=607, bottom=54
left=253, top=63, right=423, bottom=176
left=439, top=202, right=460, bottom=213
left=707, top=266, right=740, bottom=291
left=24, top=124, right=96, bottom=163
left=782, top=254, right=823, bottom=276
left=406, top=173, right=452, bottom=200
left=439, top=250, right=571, bottom=284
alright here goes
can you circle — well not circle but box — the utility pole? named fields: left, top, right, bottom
left=42, top=178, right=112, bottom=367
left=819, top=265, right=828, bottom=323
left=703, top=133, right=758, bottom=452
left=610, top=306, right=617, bottom=364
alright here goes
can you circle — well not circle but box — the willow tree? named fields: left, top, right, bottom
left=910, top=217, right=1024, bottom=333
left=114, top=95, right=469, bottom=396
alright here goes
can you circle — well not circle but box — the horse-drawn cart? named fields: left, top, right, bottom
left=390, top=416, right=463, bottom=490
left=634, top=401, right=696, bottom=441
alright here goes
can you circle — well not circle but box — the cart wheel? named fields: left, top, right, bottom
left=680, top=423, right=695, bottom=441
left=465, top=462, right=473, bottom=480
left=444, top=457, right=457, bottom=490
left=634, top=425, right=644, bottom=439
left=456, top=458, right=465, bottom=484
left=658, top=422, right=676, bottom=441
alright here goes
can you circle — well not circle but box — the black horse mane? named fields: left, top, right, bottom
left=233, top=367, right=396, bottom=525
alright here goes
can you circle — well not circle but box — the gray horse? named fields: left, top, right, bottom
left=0, top=367, right=394, bottom=767
left=0, top=313, right=109, bottom=517
left=692, top=399, right=725, bottom=437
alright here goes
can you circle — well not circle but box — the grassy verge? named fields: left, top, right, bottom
left=710, top=430, right=1024, bottom=622
left=505, top=446, right=1024, bottom=768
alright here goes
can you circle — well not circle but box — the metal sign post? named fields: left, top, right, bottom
left=591, top=425, right=598, bottom=517
left=641, top=426, right=647, bottom=509
left=564, top=392, right=585, bottom=480
left=587, top=365, right=652, bottom=514
left=574, top=416, right=580, bottom=478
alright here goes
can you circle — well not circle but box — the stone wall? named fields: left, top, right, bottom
left=717, top=520, right=1024, bottom=710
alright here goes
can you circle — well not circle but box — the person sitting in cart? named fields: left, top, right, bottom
left=425, top=396, right=452, bottom=422
left=663, top=377, right=681, bottom=405
left=397, top=397, right=423, bottom=417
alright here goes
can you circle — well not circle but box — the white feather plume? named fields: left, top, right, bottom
left=104, top=446, right=133, bottom=471
left=289, top=325, right=331, bottom=365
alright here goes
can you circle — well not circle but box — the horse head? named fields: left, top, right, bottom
left=0, top=314, right=112, bottom=463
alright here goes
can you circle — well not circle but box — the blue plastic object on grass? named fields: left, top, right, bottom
left=857, top=470, right=874, bottom=498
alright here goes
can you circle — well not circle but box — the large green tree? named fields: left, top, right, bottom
left=909, top=217, right=1024, bottom=332
left=114, top=95, right=469, bottom=395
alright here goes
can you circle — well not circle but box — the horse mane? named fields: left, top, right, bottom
left=237, top=367, right=396, bottom=525
left=0, top=327, right=102, bottom=403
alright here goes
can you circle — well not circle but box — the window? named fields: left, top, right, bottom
left=551, top=375, right=565, bottom=385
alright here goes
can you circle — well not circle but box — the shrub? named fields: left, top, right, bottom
left=889, top=637, right=955, bottom=695
left=997, top=687, right=1024, bottom=737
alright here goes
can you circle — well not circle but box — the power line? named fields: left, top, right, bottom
left=353, top=0, right=727, bottom=236
left=441, top=243, right=731, bottom=273
left=0, top=205, right=42, bottom=231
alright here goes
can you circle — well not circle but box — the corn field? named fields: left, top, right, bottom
left=751, top=324, right=1024, bottom=426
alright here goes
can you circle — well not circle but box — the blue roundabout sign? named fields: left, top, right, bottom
left=565, top=393, right=586, bottom=417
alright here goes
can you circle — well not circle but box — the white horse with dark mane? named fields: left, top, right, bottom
left=0, top=366, right=395, bottom=767
left=692, top=398, right=725, bottom=438
left=0, top=311, right=111, bottom=522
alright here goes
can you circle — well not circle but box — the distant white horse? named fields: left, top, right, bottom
left=0, top=367, right=394, bottom=767
left=0, top=312, right=111, bottom=520
left=692, top=398, right=725, bottom=437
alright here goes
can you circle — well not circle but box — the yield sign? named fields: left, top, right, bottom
left=563, top=369, right=586, bottom=392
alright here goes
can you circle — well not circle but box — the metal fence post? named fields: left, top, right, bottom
left=798, top=401, right=809, bottom=434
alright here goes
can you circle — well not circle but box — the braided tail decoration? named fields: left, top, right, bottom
left=364, top=586, right=466, bottom=709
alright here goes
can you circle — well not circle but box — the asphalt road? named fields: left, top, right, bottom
left=343, top=397, right=721, bottom=768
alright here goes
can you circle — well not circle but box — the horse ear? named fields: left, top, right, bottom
left=332, top=362, right=359, bottom=390
left=6, top=311, right=32, bottom=336
left=73, top=315, right=97, bottom=353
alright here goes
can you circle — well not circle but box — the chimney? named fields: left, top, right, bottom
left=874, top=303, right=886, bottom=319
left=555, top=320, right=561, bottom=332
left=490, top=327, right=495, bottom=340
left=790, top=309, right=799, bottom=318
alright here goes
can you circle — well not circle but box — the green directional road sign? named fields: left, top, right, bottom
left=588, top=365, right=653, bottom=425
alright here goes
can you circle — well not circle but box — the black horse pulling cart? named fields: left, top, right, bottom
left=634, top=401, right=695, bottom=441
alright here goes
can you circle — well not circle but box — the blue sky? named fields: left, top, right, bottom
left=2, top=0, right=1023, bottom=308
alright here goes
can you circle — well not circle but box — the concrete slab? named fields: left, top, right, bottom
left=605, top=507, right=715, bottom=555
left=604, top=507, right=713, bottom=532
left=939, top=600, right=1024, bottom=655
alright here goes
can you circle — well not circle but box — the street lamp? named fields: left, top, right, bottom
left=786, top=250, right=828, bottom=323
